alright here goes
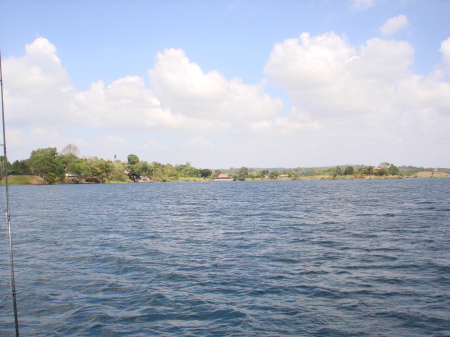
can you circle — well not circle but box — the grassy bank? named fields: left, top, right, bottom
left=413, top=172, right=450, bottom=178
left=1, top=175, right=48, bottom=185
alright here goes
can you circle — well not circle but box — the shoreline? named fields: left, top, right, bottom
left=2, top=173, right=449, bottom=185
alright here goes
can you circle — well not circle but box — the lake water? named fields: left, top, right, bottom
left=1, top=178, right=449, bottom=336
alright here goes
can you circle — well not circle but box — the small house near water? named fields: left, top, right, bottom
left=214, top=173, right=233, bottom=181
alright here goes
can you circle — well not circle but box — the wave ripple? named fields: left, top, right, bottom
left=1, top=178, right=449, bottom=336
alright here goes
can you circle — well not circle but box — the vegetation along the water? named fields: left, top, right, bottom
left=1, top=144, right=449, bottom=185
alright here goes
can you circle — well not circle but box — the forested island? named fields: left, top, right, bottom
left=1, top=144, right=449, bottom=185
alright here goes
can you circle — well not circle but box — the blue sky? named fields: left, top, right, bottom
left=1, top=0, right=449, bottom=168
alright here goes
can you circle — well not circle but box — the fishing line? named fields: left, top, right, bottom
left=0, top=51, right=20, bottom=337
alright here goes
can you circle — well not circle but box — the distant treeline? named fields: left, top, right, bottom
left=224, top=164, right=449, bottom=179
left=0, top=145, right=218, bottom=184
left=0, top=144, right=448, bottom=184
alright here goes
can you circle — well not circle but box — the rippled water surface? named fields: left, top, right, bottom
left=1, top=179, right=449, bottom=336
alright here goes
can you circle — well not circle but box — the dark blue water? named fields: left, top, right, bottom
left=1, top=179, right=449, bottom=336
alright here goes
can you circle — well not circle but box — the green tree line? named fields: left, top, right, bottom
left=2, top=144, right=218, bottom=184
left=1, top=144, right=407, bottom=184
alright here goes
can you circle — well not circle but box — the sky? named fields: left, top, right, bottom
left=1, top=0, right=449, bottom=169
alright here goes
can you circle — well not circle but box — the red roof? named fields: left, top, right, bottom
left=216, top=174, right=231, bottom=178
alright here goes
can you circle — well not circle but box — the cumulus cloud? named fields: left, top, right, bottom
left=4, top=38, right=282, bottom=136
left=264, top=33, right=356, bottom=91
left=3, top=38, right=76, bottom=127
left=2, top=37, right=283, bottom=163
left=2, top=35, right=449, bottom=167
left=437, top=37, right=450, bottom=78
left=380, top=15, right=409, bottom=36
left=264, top=32, right=415, bottom=123
left=263, top=32, right=450, bottom=165
left=264, top=31, right=419, bottom=122
left=73, top=76, right=189, bottom=131
left=149, top=48, right=283, bottom=122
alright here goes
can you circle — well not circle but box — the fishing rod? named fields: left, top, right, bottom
left=0, top=51, right=20, bottom=337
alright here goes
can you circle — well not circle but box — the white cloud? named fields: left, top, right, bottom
left=437, top=37, right=450, bottom=78
left=264, top=33, right=357, bottom=92
left=73, top=76, right=185, bottom=131
left=264, top=32, right=418, bottom=121
left=352, top=38, right=414, bottom=80
left=380, top=15, right=409, bottom=36
left=2, top=35, right=449, bottom=167
left=148, top=48, right=283, bottom=123
left=2, top=38, right=283, bottom=164
left=3, top=38, right=76, bottom=127
left=4, top=39, right=281, bottom=138
left=264, top=32, right=415, bottom=122
left=263, top=31, right=450, bottom=166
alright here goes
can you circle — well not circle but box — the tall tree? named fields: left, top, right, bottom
left=57, top=153, right=79, bottom=171
left=269, top=171, right=279, bottom=179
left=11, top=160, right=30, bottom=175
left=127, top=154, right=140, bottom=165
left=31, top=147, right=58, bottom=158
left=236, top=167, right=249, bottom=180
left=126, top=154, right=141, bottom=181
left=60, top=144, right=80, bottom=157
left=344, top=166, right=354, bottom=175
left=0, top=156, right=12, bottom=175
left=388, top=164, right=401, bottom=176
left=198, top=169, right=212, bottom=178
left=181, top=166, right=198, bottom=177
left=66, top=158, right=90, bottom=179
left=111, top=161, right=128, bottom=182
left=28, top=156, right=64, bottom=179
